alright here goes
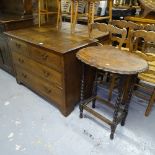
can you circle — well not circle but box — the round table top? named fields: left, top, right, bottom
left=76, top=45, right=148, bottom=75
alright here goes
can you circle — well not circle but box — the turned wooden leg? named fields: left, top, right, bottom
left=38, top=0, right=41, bottom=27
left=145, top=88, right=155, bottom=116
left=110, top=75, right=124, bottom=140
left=108, top=74, right=117, bottom=102
left=56, top=0, right=62, bottom=30
left=88, top=1, right=94, bottom=27
left=92, top=70, right=97, bottom=109
left=121, top=75, right=136, bottom=126
left=45, top=0, right=49, bottom=22
left=80, top=63, right=85, bottom=118
left=72, top=0, right=78, bottom=33
left=70, top=0, right=74, bottom=33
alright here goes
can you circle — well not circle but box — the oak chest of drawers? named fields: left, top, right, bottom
left=5, top=23, right=108, bottom=116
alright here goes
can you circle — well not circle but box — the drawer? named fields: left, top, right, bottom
left=29, top=45, right=62, bottom=71
left=9, top=38, right=29, bottom=56
left=13, top=52, right=63, bottom=87
left=16, top=67, right=64, bottom=106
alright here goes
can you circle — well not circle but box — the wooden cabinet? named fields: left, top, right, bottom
left=5, top=23, right=108, bottom=116
left=0, top=0, right=33, bottom=75
left=0, top=0, right=32, bottom=16
left=0, top=35, right=13, bottom=73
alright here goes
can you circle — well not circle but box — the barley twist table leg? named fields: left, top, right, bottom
left=92, top=70, right=98, bottom=108
left=121, top=74, right=137, bottom=126
left=110, top=75, right=124, bottom=140
left=79, top=63, right=85, bottom=118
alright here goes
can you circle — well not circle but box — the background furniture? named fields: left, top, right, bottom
left=71, top=0, right=113, bottom=32
left=107, top=20, right=143, bottom=101
left=0, top=0, right=33, bottom=75
left=139, top=0, right=155, bottom=17
left=5, top=23, right=108, bottom=116
left=38, top=0, right=57, bottom=27
left=130, top=30, right=155, bottom=116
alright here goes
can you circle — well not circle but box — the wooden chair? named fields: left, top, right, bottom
left=139, top=0, right=155, bottom=17
left=38, top=0, right=57, bottom=27
left=105, top=20, right=144, bottom=101
left=89, top=23, right=127, bottom=48
left=130, top=30, right=155, bottom=116
left=144, top=24, right=155, bottom=31
left=89, top=22, right=127, bottom=103
left=110, top=20, right=144, bottom=48
left=71, top=0, right=113, bottom=33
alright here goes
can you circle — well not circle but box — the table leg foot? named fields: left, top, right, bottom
left=92, top=100, right=96, bottom=108
left=79, top=104, right=83, bottom=118
left=110, top=133, right=114, bottom=140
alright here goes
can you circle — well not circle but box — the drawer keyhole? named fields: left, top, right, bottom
left=16, top=43, right=21, bottom=49
left=43, top=70, right=50, bottom=77
left=41, top=54, right=48, bottom=61
left=22, top=73, right=27, bottom=78
left=45, top=87, right=51, bottom=94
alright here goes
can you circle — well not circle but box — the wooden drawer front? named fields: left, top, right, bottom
left=30, top=46, right=62, bottom=71
left=13, top=52, right=63, bottom=87
left=9, top=38, right=29, bottom=56
left=16, top=67, right=64, bottom=106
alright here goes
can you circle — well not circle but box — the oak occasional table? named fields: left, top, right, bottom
left=76, top=45, right=148, bottom=139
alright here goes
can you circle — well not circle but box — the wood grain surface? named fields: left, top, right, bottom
left=77, top=45, right=148, bottom=74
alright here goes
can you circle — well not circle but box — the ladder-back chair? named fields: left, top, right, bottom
left=130, top=30, right=155, bottom=116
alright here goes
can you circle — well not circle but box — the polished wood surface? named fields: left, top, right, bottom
left=77, top=46, right=148, bottom=74
left=5, top=23, right=107, bottom=53
left=5, top=23, right=108, bottom=116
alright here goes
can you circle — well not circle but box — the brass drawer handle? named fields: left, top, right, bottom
left=21, top=73, right=27, bottom=78
left=16, top=43, right=21, bottom=49
left=43, top=70, right=50, bottom=77
left=18, top=58, right=24, bottom=64
left=41, top=53, right=48, bottom=61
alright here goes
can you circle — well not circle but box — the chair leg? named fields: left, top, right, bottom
left=108, top=74, right=116, bottom=102
left=57, top=0, right=62, bottom=30
left=70, top=0, right=74, bottom=33
left=145, top=88, right=155, bottom=116
left=45, top=0, right=49, bottom=22
left=38, top=0, right=41, bottom=27
left=73, top=0, right=79, bottom=32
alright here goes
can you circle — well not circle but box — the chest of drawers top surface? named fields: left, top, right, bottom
left=5, top=22, right=108, bottom=54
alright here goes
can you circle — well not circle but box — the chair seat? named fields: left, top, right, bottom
left=139, top=71, right=155, bottom=84
left=134, top=50, right=155, bottom=61
left=139, top=59, right=155, bottom=84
